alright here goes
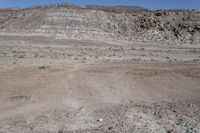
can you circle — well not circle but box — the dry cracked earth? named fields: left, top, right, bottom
left=0, top=35, right=200, bottom=133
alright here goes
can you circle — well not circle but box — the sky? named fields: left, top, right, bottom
left=0, top=0, right=199, bottom=10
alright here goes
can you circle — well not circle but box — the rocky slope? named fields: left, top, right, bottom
left=0, top=4, right=200, bottom=44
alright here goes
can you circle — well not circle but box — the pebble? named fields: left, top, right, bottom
left=98, top=118, right=103, bottom=122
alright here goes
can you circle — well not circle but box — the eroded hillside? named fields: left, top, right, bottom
left=0, top=4, right=200, bottom=44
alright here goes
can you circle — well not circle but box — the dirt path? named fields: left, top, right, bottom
left=0, top=63, right=200, bottom=132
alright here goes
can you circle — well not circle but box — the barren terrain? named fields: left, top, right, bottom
left=0, top=35, right=199, bottom=133
left=0, top=4, right=200, bottom=133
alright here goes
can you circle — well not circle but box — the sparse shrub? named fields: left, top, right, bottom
left=39, top=55, right=45, bottom=58
left=133, top=58, right=141, bottom=61
left=190, top=49, right=197, bottom=53
left=155, top=12, right=162, bottom=16
left=18, top=55, right=25, bottom=58
left=131, top=47, right=136, bottom=50
left=82, top=57, right=87, bottom=60
left=12, top=50, right=17, bottom=53
left=182, top=17, right=186, bottom=21
left=193, top=59, right=199, bottom=63
left=8, top=95, right=30, bottom=101
left=34, top=54, right=38, bottom=58
left=38, top=66, right=47, bottom=70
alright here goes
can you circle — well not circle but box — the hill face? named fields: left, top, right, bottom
left=0, top=4, right=200, bottom=44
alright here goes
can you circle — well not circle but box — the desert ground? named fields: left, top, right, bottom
left=0, top=35, right=199, bottom=133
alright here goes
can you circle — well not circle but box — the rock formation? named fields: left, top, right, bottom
left=0, top=4, right=199, bottom=44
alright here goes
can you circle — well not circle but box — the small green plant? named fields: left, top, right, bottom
left=7, top=95, right=30, bottom=101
